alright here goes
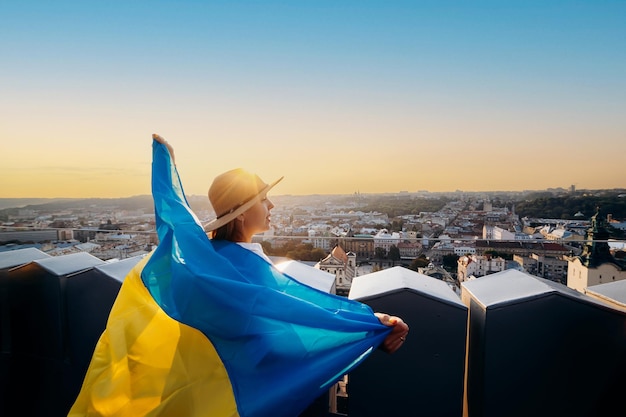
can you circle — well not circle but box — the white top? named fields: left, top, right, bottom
left=235, top=242, right=335, bottom=293
left=236, top=242, right=273, bottom=263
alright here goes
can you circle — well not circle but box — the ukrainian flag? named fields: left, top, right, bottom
left=69, top=139, right=391, bottom=417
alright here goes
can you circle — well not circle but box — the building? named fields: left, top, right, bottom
left=308, top=230, right=334, bottom=251
left=567, top=209, right=626, bottom=292
left=340, top=233, right=374, bottom=260
left=513, top=253, right=568, bottom=284
left=475, top=240, right=570, bottom=258
left=0, top=229, right=60, bottom=243
left=397, top=241, right=421, bottom=259
left=483, top=224, right=530, bottom=241
left=457, top=254, right=506, bottom=282
left=373, top=229, right=401, bottom=252
left=453, top=245, right=476, bottom=256
left=316, top=245, right=356, bottom=296
left=540, top=226, right=584, bottom=243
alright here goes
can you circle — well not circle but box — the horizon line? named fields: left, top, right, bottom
left=2, top=186, right=626, bottom=201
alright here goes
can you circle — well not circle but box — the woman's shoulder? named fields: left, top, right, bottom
left=210, top=239, right=272, bottom=264
left=236, top=242, right=272, bottom=263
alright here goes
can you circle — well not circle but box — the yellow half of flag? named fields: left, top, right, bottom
left=69, top=255, right=239, bottom=417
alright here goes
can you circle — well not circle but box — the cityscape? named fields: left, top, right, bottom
left=2, top=186, right=626, bottom=294
left=2, top=186, right=626, bottom=416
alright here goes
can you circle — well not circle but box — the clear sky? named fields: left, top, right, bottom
left=1, top=0, right=624, bottom=198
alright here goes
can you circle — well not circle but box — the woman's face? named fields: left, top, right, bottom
left=240, top=196, right=274, bottom=240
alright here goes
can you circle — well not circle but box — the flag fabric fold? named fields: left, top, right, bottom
left=69, top=139, right=391, bottom=417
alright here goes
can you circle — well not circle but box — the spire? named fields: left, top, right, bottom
left=580, top=206, right=618, bottom=268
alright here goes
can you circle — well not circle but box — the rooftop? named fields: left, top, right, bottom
left=2, top=246, right=626, bottom=416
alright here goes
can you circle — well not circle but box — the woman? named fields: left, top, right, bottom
left=70, top=134, right=408, bottom=417
left=155, top=133, right=409, bottom=353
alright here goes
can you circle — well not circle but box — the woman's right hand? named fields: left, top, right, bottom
left=375, top=313, right=409, bottom=354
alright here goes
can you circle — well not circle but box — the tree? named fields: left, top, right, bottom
left=310, top=248, right=327, bottom=261
left=442, top=254, right=459, bottom=271
left=374, top=247, right=387, bottom=267
left=408, top=255, right=429, bottom=271
left=391, top=220, right=404, bottom=231
left=388, top=245, right=401, bottom=266
left=260, top=240, right=273, bottom=254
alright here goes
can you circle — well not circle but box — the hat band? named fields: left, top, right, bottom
left=215, top=193, right=260, bottom=219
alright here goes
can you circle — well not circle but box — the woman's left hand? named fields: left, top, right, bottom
left=375, top=313, right=409, bottom=354
left=152, top=133, right=176, bottom=164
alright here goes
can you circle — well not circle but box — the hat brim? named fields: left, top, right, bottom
left=203, top=176, right=284, bottom=233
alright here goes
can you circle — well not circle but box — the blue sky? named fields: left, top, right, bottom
left=1, top=1, right=624, bottom=197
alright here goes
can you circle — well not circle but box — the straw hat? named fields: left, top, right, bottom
left=203, top=168, right=283, bottom=232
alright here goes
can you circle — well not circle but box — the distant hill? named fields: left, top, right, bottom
left=514, top=192, right=626, bottom=220
left=0, top=195, right=213, bottom=219
left=0, top=196, right=153, bottom=212
left=0, top=198, right=79, bottom=210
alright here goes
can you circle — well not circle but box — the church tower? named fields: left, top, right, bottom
left=567, top=207, right=626, bottom=292
left=579, top=207, right=614, bottom=267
